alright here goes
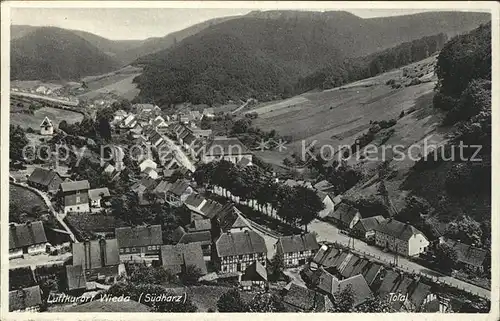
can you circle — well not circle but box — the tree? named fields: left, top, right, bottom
left=248, top=292, right=285, bottom=312
left=128, top=264, right=176, bottom=285
left=179, top=265, right=203, bottom=286
left=434, top=243, right=458, bottom=272
left=268, top=253, right=284, bottom=282
left=329, top=284, right=355, bottom=312
left=217, top=288, right=247, bottom=312
left=291, top=186, right=325, bottom=230
left=10, top=125, right=29, bottom=162
left=446, top=216, right=483, bottom=246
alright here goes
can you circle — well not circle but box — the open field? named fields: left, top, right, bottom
left=10, top=106, right=84, bottom=130
left=79, top=65, right=142, bottom=100
left=252, top=56, right=439, bottom=160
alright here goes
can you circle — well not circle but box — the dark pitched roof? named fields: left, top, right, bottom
left=168, top=180, right=191, bottom=196
left=215, top=204, right=251, bottom=231
left=354, top=215, right=386, bottom=232
left=337, top=274, right=373, bottom=307
left=27, top=168, right=60, bottom=187
left=315, top=268, right=339, bottom=294
left=340, top=255, right=361, bottom=278
left=115, top=225, right=163, bottom=248
left=313, top=180, right=335, bottom=192
left=328, top=203, right=360, bottom=225
left=374, top=219, right=426, bottom=241
left=72, top=239, right=120, bottom=269
left=178, top=231, right=211, bottom=246
left=377, top=270, right=402, bottom=297
left=312, top=245, right=340, bottom=266
left=362, top=263, right=383, bottom=286
left=88, top=188, right=110, bottom=200
left=40, top=116, right=53, bottom=127
left=60, top=180, right=90, bottom=192
left=65, top=300, right=151, bottom=312
left=9, top=286, right=42, bottom=311
left=409, top=281, right=432, bottom=311
left=184, top=193, right=205, bottom=209
left=242, top=260, right=267, bottom=282
left=160, top=243, right=207, bottom=275
left=66, top=265, right=86, bottom=291
left=9, top=221, right=47, bottom=250
left=205, top=137, right=251, bottom=156
left=198, top=199, right=225, bottom=219
left=389, top=275, right=414, bottom=310
left=446, top=239, right=488, bottom=268
left=65, top=213, right=128, bottom=235
left=216, top=230, right=267, bottom=257
left=277, top=233, right=320, bottom=253
left=64, top=193, right=89, bottom=207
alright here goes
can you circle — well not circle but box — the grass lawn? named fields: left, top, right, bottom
left=10, top=106, right=83, bottom=130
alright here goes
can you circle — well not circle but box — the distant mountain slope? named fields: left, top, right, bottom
left=69, top=29, right=144, bottom=62
left=11, top=27, right=121, bottom=81
left=117, top=15, right=240, bottom=64
left=133, top=10, right=490, bottom=106
left=10, top=25, right=39, bottom=40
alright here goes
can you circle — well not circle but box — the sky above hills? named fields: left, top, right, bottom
left=10, top=8, right=486, bottom=40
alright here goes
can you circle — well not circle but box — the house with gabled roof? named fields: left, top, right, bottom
left=9, top=221, right=48, bottom=259
left=173, top=226, right=212, bottom=257
left=445, top=239, right=488, bottom=272
left=241, top=260, right=268, bottom=291
left=9, top=285, right=43, bottom=312
left=374, top=219, right=429, bottom=257
left=276, top=233, right=320, bottom=267
left=202, top=107, right=215, bottom=119
left=40, top=116, right=54, bottom=135
left=88, top=187, right=110, bottom=209
left=215, top=230, right=267, bottom=273
left=27, top=167, right=63, bottom=194
left=71, top=238, right=121, bottom=281
left=352, top=215, right=386, bottom=240
left=115, top=225, right=163, bottom=258
left=327, top=203, right=361, bottom=230
left=59, top=180, right=90, bottom=214
left=160, top=242, right=207, bottom=276
left=316, top=191, right=337, bottom=218
left=164, top=179, right=195, bottom=207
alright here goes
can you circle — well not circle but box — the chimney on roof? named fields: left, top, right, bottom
left=26, top=221, right=32, bottom=227
left=10, top=223, right=16, bottom=229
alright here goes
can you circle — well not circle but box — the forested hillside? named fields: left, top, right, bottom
left=296, top=33, right=448, bottom=92
left=403, top=22, right=491, bottom=247
left=11, top=27, right=121, bottom=81
left=133, top=11, right=489, bottom=107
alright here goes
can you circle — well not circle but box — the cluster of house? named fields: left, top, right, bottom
left=298, top=243, right=467, bottom=312
left=110, top=103, right=252, bottom=181
left=27, top=168, right=110, bottom=214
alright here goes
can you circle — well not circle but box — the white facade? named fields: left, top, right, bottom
left=282, top=250, right=314, bottom=267
left=64, top=203, right=90, bottom=215
left=375, top=231, right=429, bottom=257
left=139, top=159, right=157, bottom=172
left=318, top=196, right=335, bottom=218
left=9, top=243, right=46, bottom=259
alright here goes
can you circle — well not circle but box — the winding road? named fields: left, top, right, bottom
left=10, top=181, right=77, bottom=243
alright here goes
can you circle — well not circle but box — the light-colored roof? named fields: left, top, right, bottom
left=88, top=187, right=110, bottom=200
left=60, top=180, right=90, bottom=192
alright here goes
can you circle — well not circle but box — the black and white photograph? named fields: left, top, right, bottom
left=2, top=1, right=498, bottom=317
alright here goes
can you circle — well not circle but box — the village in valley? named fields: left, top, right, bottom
left=8, top=97, right=491, bottom=313
left=7, top=6, right=493, bottom=315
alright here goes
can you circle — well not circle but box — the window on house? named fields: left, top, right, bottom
left=76, top=196, right=81, bottom=203
left=131, top=247, right=136, bottom=251
left=239, top=255, right=243, bottom=260
left=125, top=248, right=129, bottom=253
left=120, top=249, right=124, bottom=254
left=300, top=251, right=304, bottom=255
